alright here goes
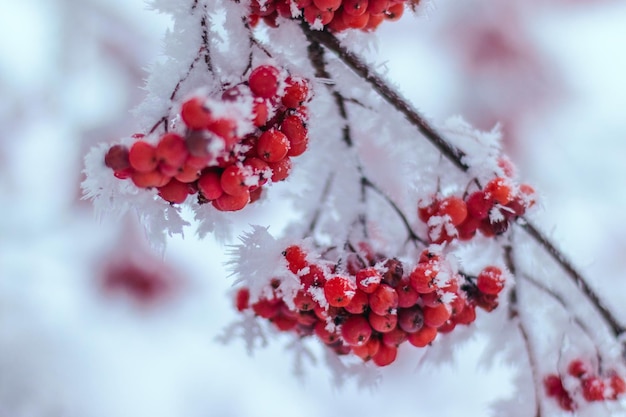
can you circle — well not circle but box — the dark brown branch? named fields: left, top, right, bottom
left=301, top=24, right=625, bottom=337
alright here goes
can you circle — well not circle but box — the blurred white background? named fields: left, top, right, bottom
left=1, top=0, right=626, bottom=416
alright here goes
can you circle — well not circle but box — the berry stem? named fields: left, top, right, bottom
left=301, top=24, right=624, bottom=338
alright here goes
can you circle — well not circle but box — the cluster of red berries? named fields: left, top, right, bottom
left=248, top=0, right=413, bottom=32
left=235, top=243, right=507, bottom=366
left=418, top=176, right=536, bottom=244
left=103, top=65, right=311, bottom=211
left=544, top=359, right=626, bottom=411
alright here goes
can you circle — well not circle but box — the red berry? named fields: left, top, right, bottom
left=368, top=0, right=388, bottom=14
left=568, top=359, right=591, bottom=378
left=364, top=12, right=385, bottom=31
left=372, top=343, right=397, bottom=366
left=293, top=289, right=316, bottom=311
left=423, top=304, right=452, bottom=328
left=284, top=245, right=307, bottom=274
left=181, top=97, right=212, bottom=130
left=314, top=320, right=339, bottom=344
left=243, top=157, right=271, bottom=189
left=384, top=2, right=404, bottom=21
left=477, top=266, right=505, bottom=295
left=272, top=314, right=297, bottom=331
left=197, top=170, right=223, bottom=201
left=342, top=10, right=370, bottom=29
left=220, top=164, right=249, bottom=196
left=174, top=163, right=200, bottom=183
left=235, top=288, right=250, bottom=311
left=344, top=289, right=369, bottom=314
left=300, top=264, right=326, bottom=289
left=156, top=133, right=188, bottom=169
left=157, top=178, right=190, bottom=204
left=581, top=376, right=606, bottom=402
left=454, top=302, right=476, bottom=325
left=382, top=258, right=403, bottom=288
left=355, top=267, right=382, bottom=294
left=396, top=279, right=420, bottom=308
left=466, top=190, right=492, bottom=220
left=131, top=170, right=168, bottom=188
left=340, top=315, right=372, bottom=346
left=543, top=374, right=566, bottom=397
left=397, top=305, right=424, bottom=333
left=407, top=325, right=437, bottom=347
left=368, top=284, right=398, bottom=316
left=417, top=197, right=438, bottom=222
left=129, top=141, right=158, bottom=173
left=280, top=115, right=308, bottom=149
left=409, top=262, right=438, bottom=294
left=252, top=297, right=281, bottom=319
left=369, top=311, right=397, bottom=333
left=282, top=77, right=309, bottom=108
left=104, top=144, right=130, bottom=171
left=382, top=327, right=408, bottom=347
left=212, top=189, right=250, bottom=211
left=437, top=196, right=468, bottom=226
left=303, top=5, right=334, bottom=26
left=324, top=276, right=356, bottom=307
left=268, top=157, right=292, bottom=182
left=352, top=337, right=380, bottom=361
left=610, top=374, right=626, bottom=397
left=312, top=0, right=341, bottom=11
left=248, top=65, right=280, bottom=99
left=484, top=177, right=513, bottom=205
left=252, top=98, right=269, bottom=127
left=257, top=129, right=290, bottom=162
left=343, top=0, right=368, bottom=16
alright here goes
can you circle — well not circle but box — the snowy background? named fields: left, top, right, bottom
left=1, top=0, right=626, bottom=416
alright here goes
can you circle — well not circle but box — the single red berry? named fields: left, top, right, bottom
left=384, top=2, right=404, bottom=21
left=610, top=374, right=626, bottom=398
left=352, top=337, right=380, bottom=361
left=268, top=157, right=292, bottom=182
left=303, top=5, right=334, bottom=26
left=581, top=376, right=606, bottom=402
left=568, top=359, right=591, bottom=378
left=174, top=163, right=200, bottom=183
left=477, top=266, right=505, bottom=295
left=369, top=311, right=397, bottom=333
left=484, top=177, right=513, bottom=205
left=382, top=326, right=408, bottom=347
left=543, top=374, right=566, bottom=397
left=343, top=0, right=368, bottom=16
left=355, top=267, right=382, bottom=294
left=397, top=305, right=424, bottom=333
left=340, top=315, right=372, bottom=346
left=293, top=289, right=316, bottom=311
left=104, top=144, right=130, bottom=171
left=420, top=291, right=442, bottom=308
left=157, top=178, right=190, bottom=204
left=257, top=129, right=290, bottom=163
left=437, top=196, right=468, bottom=226
left=272, top=314, right=298, bottom=332
left=212, top=189, right=250, bottom=211
left=252, top=297, right=281, bottom=319
left=207, top=118, right=238, bottom=148
left=342, top=9, right=370, bottom=29
left=417, top=197, right=439, bottom=223
left=396, top=279, right=420, bottom=308
left=344, top=289, right=369, bottom=314
left=453, top=302, right=476, bottom=325
left=314, top=320, right=339, bottom=344
left=313, top=0, right=341, bottom=11
left=283, top=245, right=307, bottom=274
left=409, top=262, right=439, bottom=294
left=423, top=304, right=452, bottom=328
left=156, top=133, right=188, bottom=169
left=407, top=325, right=437, bottom=348
left=300, top=264, right=326, bottom=289
left=181, top=97, right=212, bottom=130
left=197, top=170, right=223, bottom=201
left=466, top=190, right=492, bottom=220
left=243, top=157, right=271, bottom=189
left=382, top=258, right=403, bottom=288
left=235, top=288, right=250, bottom=311
left=364, top=11, right=385, bottom=31
left=324, top=276, right=356, bottom=307
left=367, top=0, right=388, bottom=14
left=220, top=164, right=249, bottom=197
left=280, top=115, right=308, bottom=150
left=368, top=284, right=398, bottom=316
left=372, top=343, right=397, bottom=367
left=252, top=98, right=269, bottom=127
left=248, top=65, right=281, bottom=99
left=437, top=319, right=456, bottom=334
left=129, top=141, right=158, bottom=173
left=282, top=77, right=309, bottom=108
left=131, top=170, right=168, bottom=188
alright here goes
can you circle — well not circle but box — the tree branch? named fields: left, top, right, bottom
left=300, top=24, right=624, bottom=336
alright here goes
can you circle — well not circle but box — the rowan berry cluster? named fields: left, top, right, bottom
left=103, top=65, right=311, bottom=211
left=247, top=0, right=412, bottom=32
left=235, top=243, right=508, bottom=366
left=543, top=359, right=626, bottom=411
left=418, top=175, right=536, bottom=244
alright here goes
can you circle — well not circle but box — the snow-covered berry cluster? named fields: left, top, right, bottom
left=418, top=175, right=536, bottom=244
left=235, top=242, right=508, bottom=366
left=103, top=65, right=311, bottom=211
left=248, top=0, right=412, bottom=32
left=543, top=359, right=626, bottom=411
